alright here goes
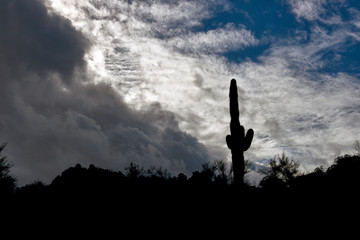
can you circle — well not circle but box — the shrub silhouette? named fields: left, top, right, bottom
left=189, top=162, right=216, bottom=185
left=226, top=79, right=254, bottom=185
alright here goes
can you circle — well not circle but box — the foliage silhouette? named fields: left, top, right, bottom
left=354, top=140, right=360, bottom=155
left=6, top=150, right=360, bottom=200
left=0, top=143, right=16, bottom=196
left=125, top=162, right=145, bottom=179
left=213, top=159, right=231, bottom=185
left=226, top=79, right=254, bottom=185
left=326, top=154, right=360, bottom=191
left=189, top=162, right=216, bottom=185
left=259, top=152, right=301, bottom=189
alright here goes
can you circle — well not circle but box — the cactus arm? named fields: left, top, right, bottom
left=226, top=135, right=232, bottom=150
left=243, top=129, right=254, bottom=151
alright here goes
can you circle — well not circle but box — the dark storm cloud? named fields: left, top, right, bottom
left=0, top=0, right=88, bottom=80
left=0, top=0, right=210, bottom=185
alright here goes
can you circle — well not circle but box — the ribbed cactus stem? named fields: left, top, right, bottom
left=226, top=79, right=254, bottom=185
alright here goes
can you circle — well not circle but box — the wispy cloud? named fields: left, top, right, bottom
left=244, top=0, right=360, bottom=169
left=287, top=0, right=346, bottom=24
left=168, top=23, right=258, bottom=55
left=288, top=0, right=327, bottom=21
left=262, top=25, right=354, bottom=73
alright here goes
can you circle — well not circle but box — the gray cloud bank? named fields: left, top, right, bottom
left=0, top=0, right=211, bottom=186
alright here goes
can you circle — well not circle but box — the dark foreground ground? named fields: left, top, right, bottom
left=2, top=156, right=360, bottom=235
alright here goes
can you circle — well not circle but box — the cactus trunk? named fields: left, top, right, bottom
left=226, top=79, right=254, bottom=185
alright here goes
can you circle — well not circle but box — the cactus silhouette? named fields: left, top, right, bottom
left=226, top=79, right=254, bottom=185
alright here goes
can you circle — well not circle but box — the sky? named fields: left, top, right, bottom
left=1, top=0, right=359, bottom=186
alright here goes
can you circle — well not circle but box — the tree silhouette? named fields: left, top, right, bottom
left=353, top=140, right=360, bottom=156
left=326, top=154, right=360, bottom=190
left=146, top=166, right=170, bottom=179
left=214, top=159, right=230, bottom=184
left=226, top=79, right=254, bottom=185
left=125, top=162, right=145, bottom=179
left=259, top=152, right=301, bottom=189
left=189, top=162, right=216, bottom=185
left=0, top=143, right=16, bottom=196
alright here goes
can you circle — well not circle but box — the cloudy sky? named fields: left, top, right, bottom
left=1, top=0, right=359, bottom=186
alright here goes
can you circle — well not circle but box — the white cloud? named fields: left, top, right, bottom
left=349, top=8, right=360, bottom=29
left=288, top=0, right=327, bottom=21
left=287, top=0, right=346, bottom=25
left=168, top=23, right=258, bottom=54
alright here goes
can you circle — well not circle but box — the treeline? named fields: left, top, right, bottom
left=2, top=153, right=360, bottom=199
left=1, top=142, right=360, bottom=205
left=13, top=161, right=237, bottom=201
left=2, top=143, right=360, bottom=229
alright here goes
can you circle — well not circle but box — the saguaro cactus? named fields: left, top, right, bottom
left=226, top=79, right=254, bottom=185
